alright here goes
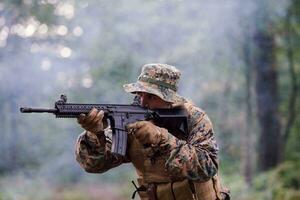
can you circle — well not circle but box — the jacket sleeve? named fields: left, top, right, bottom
left=162, top=103, right=219, bottom=181
left=75, top=130, right=129, bottom=173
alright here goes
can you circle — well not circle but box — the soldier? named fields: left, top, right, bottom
left=75, top=63, right=229, bottom=200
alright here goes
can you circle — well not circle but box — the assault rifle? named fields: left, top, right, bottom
left=20, top=95, right=188, bottom=156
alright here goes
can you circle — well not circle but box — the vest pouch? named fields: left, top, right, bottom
left=156, top=182, right=176, bottom=200
left=138, top=190, right=149, bottom=200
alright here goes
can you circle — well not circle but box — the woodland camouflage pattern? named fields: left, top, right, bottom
left=75, top=101, right=219, bottom=181
left=123, top=63, right=186, bottom=104
left=75, top=64, right=220, bottom=199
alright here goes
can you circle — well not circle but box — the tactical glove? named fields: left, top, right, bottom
left=77, top=108, right=107, bottom=134
left=127, top=121, right=169, bottom=145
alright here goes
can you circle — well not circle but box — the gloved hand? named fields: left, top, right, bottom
left=127, top=121, right=169, bottom=145
left=77, top=108, right=107, bottom=134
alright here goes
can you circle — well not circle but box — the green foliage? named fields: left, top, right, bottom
left=250, top=161, right=300, bottom=200
left=277, top=161, right=300, bottom=189
left=285, top=123, right=300, bottom=161
left=276, top=0, right=300, bottom=164
left=223, top=161, right=300, bottom=200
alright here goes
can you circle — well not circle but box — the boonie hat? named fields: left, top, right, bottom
left=123, top=63, right=186, bottom=103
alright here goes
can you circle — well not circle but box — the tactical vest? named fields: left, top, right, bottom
left=127, top=134, right=224, bottom=200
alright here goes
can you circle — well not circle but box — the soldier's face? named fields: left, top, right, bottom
left=137, top=92, right=170, bottom=109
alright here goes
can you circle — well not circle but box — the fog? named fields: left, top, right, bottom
left=0, top=0, right=293, bottom=199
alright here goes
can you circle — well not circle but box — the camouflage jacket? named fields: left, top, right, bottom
left=75, top=101, right=219, bottom=181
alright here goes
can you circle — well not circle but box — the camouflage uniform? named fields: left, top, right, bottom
left=76, top=64, right=224, bottom=200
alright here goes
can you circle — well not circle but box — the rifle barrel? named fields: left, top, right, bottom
left=20, top=107, right=57, bottom=113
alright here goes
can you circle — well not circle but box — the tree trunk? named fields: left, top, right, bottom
left=283, top=6, right=298, bottom=153
left=241, top=40, right=254, bottom=184
left=253, top=30, right=281, bottom=171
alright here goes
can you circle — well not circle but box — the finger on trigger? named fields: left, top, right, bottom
left=134, top=121, right=146, bottom=129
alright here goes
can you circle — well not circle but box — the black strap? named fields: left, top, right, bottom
left=170, top=181, right=176, bottom=200
left=188, top=180, right=198, bottom=200
left=131, top=180, right=146, bottom=199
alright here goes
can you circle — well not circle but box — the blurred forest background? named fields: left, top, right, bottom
left=0, top=0, right=299, bottom=199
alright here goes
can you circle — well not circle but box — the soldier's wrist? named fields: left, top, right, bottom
left=85, top=130, right=106, bottom=145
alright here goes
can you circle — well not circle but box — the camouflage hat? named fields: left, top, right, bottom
left=123, top=63, right=186, bottom=103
